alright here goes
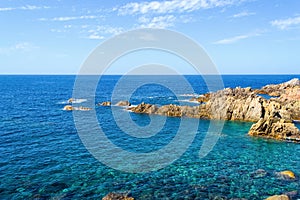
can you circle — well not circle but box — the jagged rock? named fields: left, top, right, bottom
left=128, top=102, right=157, bottom=114
left=116, top=101, right=131, bottom=106
left=102, top=192, right=134, bottom=200
left=248, top=117, right=300, bottom=141
left=99, top=101, right=111, bottom=106
left=190, top=93, right=211, bottom=103
left=265, top=194, right=289, bottom=200
left=257, top=78, right=300, bottom=98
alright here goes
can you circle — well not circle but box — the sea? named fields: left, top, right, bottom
left=1, top=75, right=300, bottom=200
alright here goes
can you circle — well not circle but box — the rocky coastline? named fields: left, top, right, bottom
left=123, top=78, right=300, bottom=143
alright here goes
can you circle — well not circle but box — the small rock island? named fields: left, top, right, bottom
left=127, top=78, right=300, bottom=143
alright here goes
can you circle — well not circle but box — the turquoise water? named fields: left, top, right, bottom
left=1, top=75, right=300, bottom=199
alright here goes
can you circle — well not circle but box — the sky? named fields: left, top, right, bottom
left=0, top=0, right=300, bottom=74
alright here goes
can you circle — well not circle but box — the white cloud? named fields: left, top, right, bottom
left=271, top=16, right=300, bottom=30
left=85, top=26, right=124, bottom=39
left=0, top=42, right=39, bottom=55
left=88, top=34, right=105, bottom=40
left=0, top=5, right=49, bottom=12
left=232, top=11, right=255, bottom=18
left=117, top=0, right=246, bottom=15
left=39, top=15, right=99, bottom=22
left=138, top=15, right=176, bottom=28
left=214, top=32, right=261, bottom=44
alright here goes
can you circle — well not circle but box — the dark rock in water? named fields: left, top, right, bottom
left=251, top=169, right=267, bottom=178
left=284, top=191, right=297, bottom=199
left=102, top=192, right=134, bottom=200
left=115, top=101, right=131, bottom=106
left=99, top=101, right=111, bottom=106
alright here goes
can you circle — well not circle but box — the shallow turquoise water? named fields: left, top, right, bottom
left=1, top=75, right=300, bottom=199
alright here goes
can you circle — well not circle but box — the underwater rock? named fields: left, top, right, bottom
left=102, top=192, right=134, bottom=200
left=265, top=194, right=289, bottom=200
left=116, top=101, right=131, bottom=106
left=251, top=169, right=267, bottom=178
left=43, top=181, right=68, bottom=194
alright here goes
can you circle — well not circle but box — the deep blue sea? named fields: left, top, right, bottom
left=1, top=75, right=300, bottom=200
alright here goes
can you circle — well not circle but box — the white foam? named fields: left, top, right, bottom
left=178, top=99, right=200, bottom=104
left=179, top=94, right=200, bottom=97
left=70, top=99, right=87, bottom=104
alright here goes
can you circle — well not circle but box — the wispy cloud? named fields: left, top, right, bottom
left=232, top=11, right=255, bottom=18
left=138, top=15, right=176, bottom=28
left=214, top=32, right=261, bottom=44
left=117, top=0, right=247, bottom=15
left=0, top=42, right=39, bottom=55
left=0, top=5, right=49, bottom=12
left=85, top=26, right=124, bottom=40
left=271, top=16, right=300, bottom=30
left=39, top=15, right=100, bottom=22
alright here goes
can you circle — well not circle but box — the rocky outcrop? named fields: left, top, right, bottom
left=102, top=192, right=134, bottom=200
left=257, top=78, right=300, bottom=97
left=129, top=102, right=158, bottom=114
left=127, top=78, right=300, bottom=142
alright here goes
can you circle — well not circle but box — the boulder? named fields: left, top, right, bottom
left=63, top=105, right=74, bottom=111
left=275, top=170, right=296, bottom=180
left=248, top=117, right=300, bottom=141
left=265, top=195, right=289, bottom=200
left=102, top=192, right=134, bottom=200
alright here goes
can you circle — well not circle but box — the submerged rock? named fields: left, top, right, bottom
left=251, top=169, right=267, bottom=178
left=102, top=192, right=134, bottom=200
left=265, top=194, right=289, bottom=200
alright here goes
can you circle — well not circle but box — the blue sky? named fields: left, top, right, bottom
left=0, top=0, right=300, bottom=74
